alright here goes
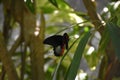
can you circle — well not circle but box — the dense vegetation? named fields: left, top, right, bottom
left=0, top=0, right=120, bottom=80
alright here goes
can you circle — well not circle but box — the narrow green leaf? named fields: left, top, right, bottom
left=49, top=0, right=58, bottom=8
left=52, top=38, right=79, bottom=80
left=107, top=23, right=120, bottom=60
left=65, top=32, right=91, bottom=80
left=25, top=0, right=35, bottom=13
left=98, top=26, right=110, bottom=54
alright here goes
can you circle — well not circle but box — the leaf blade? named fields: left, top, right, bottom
left=107, top=23, right=120, bottom=60
left=65, top=31, right=91, bottom=80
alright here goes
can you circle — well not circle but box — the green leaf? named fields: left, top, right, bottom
left=107, top=22, right=120, bottom=60
left=25, top=0, right=35, bottom=13
left=52, top=38, right=79, bottom=80
left=49, top=0, right=58, bottom=8
left=98, top=26, right=110, bottom=54
left=49, top=0, right=72, bottom=11
left=65, top=31, right=91, bottom=80
left=85, top=51, right=100, bottom=68
left=41, top=6, right=56, bottom=14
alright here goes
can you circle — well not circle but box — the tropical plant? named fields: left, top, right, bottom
left=0, top=0, right=120, bottom=80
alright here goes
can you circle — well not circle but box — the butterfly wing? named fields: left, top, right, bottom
left=43, top=35, right=63, bottom=47
left=43, top=33, right=69, bottom=57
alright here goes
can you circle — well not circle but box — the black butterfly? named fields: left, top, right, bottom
left=43, top=33, right=69, bottom=56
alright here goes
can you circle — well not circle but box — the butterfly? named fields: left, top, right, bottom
left=43, top=33, right=69, bottom=56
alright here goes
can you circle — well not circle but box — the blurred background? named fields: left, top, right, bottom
left=0, top=0, right=120, bottom=80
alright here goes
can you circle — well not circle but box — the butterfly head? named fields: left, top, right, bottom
left=63, top=33, right=69, bottom=49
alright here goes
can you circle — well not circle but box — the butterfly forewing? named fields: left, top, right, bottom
left=43, top=35, right=63, bottom=47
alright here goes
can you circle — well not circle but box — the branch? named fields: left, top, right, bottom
left=9, top=35, right=22, bottom=56
left=0, top=32, right=19, bottom=80
left=82, top=0, right=104, bottom=34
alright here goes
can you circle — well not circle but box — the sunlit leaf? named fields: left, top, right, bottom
left=107, top=22, right=120, bottom=60
left=85, top=51, right=100, bottom=68
left=65, top=31, right=91, bottom=80
left=41, top=6, right=56, bottom=14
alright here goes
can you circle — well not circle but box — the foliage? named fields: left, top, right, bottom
left=65, top=32, right=91, bottom=80
left=106, top=22, right=120, bottom=60
left=0, top=0, right=120, bottom=80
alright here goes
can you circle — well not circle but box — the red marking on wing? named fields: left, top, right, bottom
left=60, top=44, right=65, bottom=56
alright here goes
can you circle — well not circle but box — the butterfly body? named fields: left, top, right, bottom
left=43, top=33, right=69, bottom=56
